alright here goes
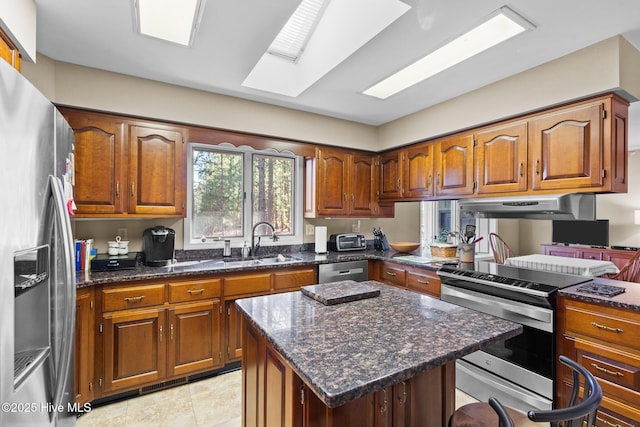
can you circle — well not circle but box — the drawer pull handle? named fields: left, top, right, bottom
left=187, top=289, right=205, bottom=294
left=170, top=323, right=174, bottom=340
left=159, top=325, right=163, bottom=343
left=591, top=363, right=624, bottom=377
left=417, top=279, right=429, bottom=284
left=596, top=416, right=621, bottom=427
left=591, top=321, right=623, bottom=333
left=123, top=295, right=145, bottom=302
left=385, top=272, right=397, bottom=276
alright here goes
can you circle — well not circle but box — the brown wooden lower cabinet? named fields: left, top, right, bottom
left=168, top=300, right=222, bottom=377
left=374, top=260, right=441, bottom=298
left=224, top=266, right=317, bottom=364
left=98, top=278, right=224, bottom=396
left=225, top=298, right=244, bottom=364
left=74, top=287, right=95, bottom=404
left=102, top=307, right=168, bottom=393
left=242, top=319, right=454, bottom=427
left=89, top=265, right=317, bottom=398
left=557, top=296, right=640, bottom=425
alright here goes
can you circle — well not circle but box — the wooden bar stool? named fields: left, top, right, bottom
left=449, top=356, right=602, bottom=427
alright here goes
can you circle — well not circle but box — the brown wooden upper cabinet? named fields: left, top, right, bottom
left=529, top=95, right=627, bottom=193
left=378, top=144, right=436, bottom=200
left=379, top=133, right=473, bottom=201
left=434, top=133, right=475, bottom=197
left=0, top=28, right=21, bottom=72
left=305, top=146, right=392, bottom=218
left=475, top=120, right=528, bottom=195
left=60, top=108, right=186, bottom=218
left=375, top=93, right=628, bottom=203
left=403, top=143, right=435, bottom=199
left=377, top=150, right=402, bottom=200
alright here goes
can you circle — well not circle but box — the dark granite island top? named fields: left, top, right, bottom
left=235, top=280, right=522, bottom=413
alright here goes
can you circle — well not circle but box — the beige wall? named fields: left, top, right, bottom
left=305, top=202, right=421, bottom=243
left=23, top=57, right=378, bottom=151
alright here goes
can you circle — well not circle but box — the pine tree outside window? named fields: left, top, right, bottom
left=185, top=144, right=302, bottom=249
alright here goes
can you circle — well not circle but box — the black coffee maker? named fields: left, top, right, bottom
left=142, top=226, right=175, bottom=266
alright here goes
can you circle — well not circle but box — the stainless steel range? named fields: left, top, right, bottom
left=438, top=261, right=592, bottom=412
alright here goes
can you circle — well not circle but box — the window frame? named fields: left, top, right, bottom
left=184, top=142, right=303, bottom=250
left=420, top=200, right=494, bottom=258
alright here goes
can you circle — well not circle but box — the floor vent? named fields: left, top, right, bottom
left=140, top=377, right=187, bottom=395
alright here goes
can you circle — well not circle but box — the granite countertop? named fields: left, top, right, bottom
left=235, top=280, right=522, bottom=408
left=559, top=276, right=640, bottom=312
left=75, top=250, right=441, bottom=287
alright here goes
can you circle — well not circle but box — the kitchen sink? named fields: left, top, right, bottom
left=169, top=255, right=303, bottom=270
left=224, top=255, right=303, bottom=268
left=169, top=259, right=225, bottom=269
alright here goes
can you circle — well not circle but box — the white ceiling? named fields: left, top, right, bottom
left=36, top=0, right=640, bottom=127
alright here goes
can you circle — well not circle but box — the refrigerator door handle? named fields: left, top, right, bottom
left=48, top=175, right=76, bottom=415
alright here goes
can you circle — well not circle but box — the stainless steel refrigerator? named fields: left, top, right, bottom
left=0, top=59, right=76, bottom=426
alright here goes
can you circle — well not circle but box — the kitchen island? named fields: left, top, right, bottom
left=236, top=280, right=522, bottom=427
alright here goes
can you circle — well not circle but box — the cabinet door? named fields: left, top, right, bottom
left=603, top=251, right=636, bottom=271
left=350, top=154, right=376, bottom=216
left=378, top=151, right=402, bottom=200
left=74, top=288, right=95, bottom=404
left=225, top=299, right=244, bottom=363
left=128, top=125, right=185, bottom=215
left=167, top=300, right=222, bottom=377
left=434, top=134, right=474, bottom=197
left=316, top=147, right=349, bottom=216
left=0, top=28, right=21, bottom=71
left=102, top=308, right=166, bottom=392
left=543, top=246, right=579, bottom=258
left=603, top=251, right=635, bottom=268
left=403, top=144, right=434, bottom=199
left=475, top=121, right=528, bottom=194
left=530, top=101, right=603, bottom=191
left=63, top=110, right=127, bottom=215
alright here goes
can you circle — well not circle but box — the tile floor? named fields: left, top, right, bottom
left=77, top=369, right=478, bottom=427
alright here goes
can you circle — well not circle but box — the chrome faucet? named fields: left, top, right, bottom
left=250, top=221, right=278, bottom=257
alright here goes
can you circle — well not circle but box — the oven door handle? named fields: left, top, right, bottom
left=441, top=285, right=553, bottom=333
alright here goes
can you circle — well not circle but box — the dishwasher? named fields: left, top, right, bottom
left=317, top=260, right=368, bottom=283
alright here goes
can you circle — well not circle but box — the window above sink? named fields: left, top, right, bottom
left=184, top=143, right=304, bottom=250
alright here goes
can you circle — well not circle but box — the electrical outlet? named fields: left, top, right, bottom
left=305, top=224, right=315, bottom=236
left=117, top=228, right=128, bottom=240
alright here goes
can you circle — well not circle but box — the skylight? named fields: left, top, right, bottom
left=267, top=0, right=330, bottom=63
left=134, top=0, right=206, bottom=47
left=242, top=0, right=411, bottom=97
left=363, top=6, right=535, bottom=99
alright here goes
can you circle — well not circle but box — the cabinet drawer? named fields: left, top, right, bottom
left=224, top=273, right=271, bottom=296
left=565, top=304, right=640, bottom=351
left=102, top=284, right=165, bottom=311
left=168, top=278, right=222, bottom=303
left=406, top=271, right=440, bottom=297
left=595, top=408, right=637, bottom=427
left=580, top=351, right=640, bottom=393
left=380, top=264, right=406, bottom=287
left=559, top=380, right=639, bottom=427
left=273, top=268, right=316, bottom=291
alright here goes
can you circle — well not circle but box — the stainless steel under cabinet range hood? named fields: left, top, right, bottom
left=459, top=193, right=596, bottom=220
